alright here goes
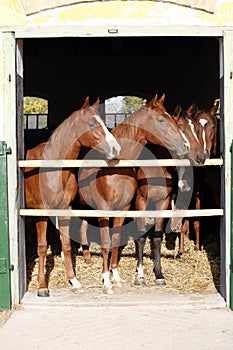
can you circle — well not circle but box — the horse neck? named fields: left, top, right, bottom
left=44, top=114, right=82, bottom=160
left=112, top=117, right=147, bottom=159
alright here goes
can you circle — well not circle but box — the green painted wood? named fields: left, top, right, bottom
left=0, top=141, right=13, bottom=310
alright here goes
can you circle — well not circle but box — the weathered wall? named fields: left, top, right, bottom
left=0, top=0, right=232, bottom=135
left=0, top=0, right=232, bottom=306
left=0, top=0, right=232, bottom=28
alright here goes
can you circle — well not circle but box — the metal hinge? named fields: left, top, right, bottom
left=0, top=141, right=11, bottom=156
left=0, top=258, right=14, bottom=274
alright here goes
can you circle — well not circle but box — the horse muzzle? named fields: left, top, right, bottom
left=105, top=142, right=121, bottom=160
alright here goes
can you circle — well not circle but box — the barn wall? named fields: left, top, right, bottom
left=0, top=0, right=233, bottom=306
left=0, top=0, right=232, bottom=29
left=0, top=0, right=232, bottom=136
left=19, top=0, right=218, bottom=15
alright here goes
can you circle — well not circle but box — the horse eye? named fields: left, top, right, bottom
left=89, top=122, right=96, bottom=128
left=211, top=124, right=215, bottom=129
left=158, top=118, right=165, bottom=123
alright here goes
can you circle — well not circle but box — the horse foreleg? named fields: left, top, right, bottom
left=99, top=218, right=113, bottom=295
left=134, top=233, right=147, bottom=285
left=135, top=194, right=147, bottom=285
left=79, top=219, right=91, bottom=263
left=179, top=219, right=189, bottom=254
left=151, top=197, right=172, bottom=285
left=151, top=229, right=165, bottom=285
left=151, top=202, right=167, bottom=285
left=36, top=218, right=49, bottom=297
left=194, top=195, right=201, bottom=250
left=111, top=216, right=127, bottom=288
left=58, top=217, right=84, bottom=293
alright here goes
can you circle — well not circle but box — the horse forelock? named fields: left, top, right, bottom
left=194, top=109, right=215, bottom=121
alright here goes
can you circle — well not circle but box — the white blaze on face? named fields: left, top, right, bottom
left=188, top=119, right=199, bottom=142
left=180, top=130, right=190, bottom=150
left=171, top=199, right=175, bottom=210
left=94, top=114, right=121, bottom=158
left=199, top=118, right=208, bottom=152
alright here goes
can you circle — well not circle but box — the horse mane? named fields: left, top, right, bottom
left=112, top=99, right=173, bottom=141
left=112, top=106, right=148, bottom=140
left=47, top=110, right=82, bottom=158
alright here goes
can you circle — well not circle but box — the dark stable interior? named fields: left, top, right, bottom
left=23, top=37, right=219, bottom=128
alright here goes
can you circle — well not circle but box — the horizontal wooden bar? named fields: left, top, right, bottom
left=18, top=158, right=223, bottom=168
left=20, top=209, right=224, bottom=218
left=11, top=25, right=225, bottom=39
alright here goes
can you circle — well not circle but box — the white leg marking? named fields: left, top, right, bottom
left=102, top=271, right=112, bottom=287
left=137, top=265, right=144, bottom=279
left=69, top=277, right=82, bottom=289
left=112, top=268, right=121, bottom=282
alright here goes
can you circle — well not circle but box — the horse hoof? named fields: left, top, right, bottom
left=155, top=278, right=166, bottom=286
left=37, top=288, right=49, bottom=297
left=103, top=286, right=114, bottom=295
left=112, top=280, right=122, bottom=288
left=134, top=277, right=145, bottom=286
left=72, top=286, right=85, bottom=294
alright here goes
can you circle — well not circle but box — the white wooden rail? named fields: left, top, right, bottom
left=18, top=158, right=223, bottom=168
left=19, top=208, right=224, bottom=217
left=18, top=158, right=224, bottom=218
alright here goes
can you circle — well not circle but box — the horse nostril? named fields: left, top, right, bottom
left=204, top=150, right=210, bottom=159
left=113, top=146, right=119, bottom=157
left=196, top=154, right=205, bottom=165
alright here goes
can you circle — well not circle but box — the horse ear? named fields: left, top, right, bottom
left=146, top=94, right=157, bottom=108
left=186, top=103, right=199, bottom=117
left=81, top=96, right=90, bottom=109
left=157, top=93, right=166, bottom=105
left=209, top=101, right=219, bottom=116
left=172, top=105, right=182, bottom=122
left=92, top=97, right=100, bottom=108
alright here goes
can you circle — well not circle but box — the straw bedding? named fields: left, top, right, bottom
left=25, top=216, right=220, bottom=295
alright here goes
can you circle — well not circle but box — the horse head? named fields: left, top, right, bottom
left=75, top=97, right=121, bottom=160
left=143, top=94, right=190, bottom=157
left=189, top=103, right=218, bottom=159
left=173, top=105, right=206, bottom=166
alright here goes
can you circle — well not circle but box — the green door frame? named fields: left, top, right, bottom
left=0, top=141, right=14, bottom=310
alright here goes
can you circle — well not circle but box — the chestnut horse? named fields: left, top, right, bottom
left=77, top=94, right=193, bottom=295
left=24, top=98, right=121, bottom=297
left=178, top=103, right=219, bottom=253
left=134, top=105, right=206, bottom=285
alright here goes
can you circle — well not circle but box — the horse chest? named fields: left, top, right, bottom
left=96, top=174, right=137, bottom=206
